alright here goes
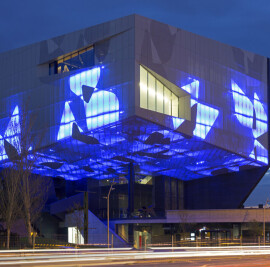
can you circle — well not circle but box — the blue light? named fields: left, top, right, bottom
left=32, top=116, right=269, bottom=180
left=0, top=106, right=21, bottom=161
left=180, top=79, right=219, bottom=139
left=58, top=66, right=120, bottom=140
left=1, top=65, right=267, bottom=181
left=57, top=102, right=82, bottom=140
left=0, top=136, right=7, bottom=161
left=254, top=93, right=267, bottom=121
left=181, top=79, right=199, bottom=99
left=84, top=91, right=119, bottom=117
left=69, top=67, right=100, bottom=96
left=235, top=114, right=253, bottom=128
left=190, top=99, right=198, bottom=106
left=253, top=120, right=267, bottom=139
left=172, top=117, right=184, bottom=129
left=193, top=103, right=219, bottom=139
left=5, top=106, right=20, bottom=139
left=231, top=80, right=268, bottom=163
left=253, top=93, right=267, bottom=138
left=251, top=140, right=268, bottom=164
left=231, top=80, right=253, bottom=128
left=84, top=91, right=119, bottom=130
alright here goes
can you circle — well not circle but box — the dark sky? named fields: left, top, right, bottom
left=1, top=0, right=270, bottom=56
left=0, top=0, right=270, bottom=205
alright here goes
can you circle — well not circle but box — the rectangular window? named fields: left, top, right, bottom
left=140, top=66, right=148, bottom=109
left=148, top=73, right=156, bottom=111
left=156, top=80, right=164, bottom=113
left=164, top=86, right=171, bottom=115
left=49, top=46, right=94, bottom=75
left=139, top=65, right=182, bottom=119
left=172, top=93, right=178, bottom=117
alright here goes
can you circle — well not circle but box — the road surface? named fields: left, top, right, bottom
left=1, top=246, right=270, bottom=266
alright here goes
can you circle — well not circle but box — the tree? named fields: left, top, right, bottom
left=21, top=174, right=51, bottom=247
left=247, top=220, right=262, bottom=240
left=3, top=105, right=51, bottom=246
left=177, top=212, right=196, bottom=242
left=0, top=168, right=22, bottom=249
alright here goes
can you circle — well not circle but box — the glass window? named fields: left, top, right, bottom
left=164, top=86, right=171, bottom=115
left=147, top=73, right=156, bottom=111
left=156, top=80, right=164, bottom=113
left=139, top=65, right=181, bottom=119
left=50, top=46, right=94, bottom=75
left=140, top=66, right=148, bottom=109
left=172, top=93, right=178, bottom=117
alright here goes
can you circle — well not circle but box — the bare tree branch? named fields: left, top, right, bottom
left=2, top=104, right=51, bottom=247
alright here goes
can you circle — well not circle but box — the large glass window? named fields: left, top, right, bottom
left=172, top=93, right=179, bottom=117
left=156, top=80, right=164, bottom=113
left=140, top=66, right=148, bottom=109
left=140, top=65, right=179, bottom=117
left=148, top=73, right=156, bottom=111
left=164, top=86, right=171, bottom=116
left=49, top=46, right=94, bottom=75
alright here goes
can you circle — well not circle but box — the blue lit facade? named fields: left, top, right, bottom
left=0, top=15, right=269, bottom=236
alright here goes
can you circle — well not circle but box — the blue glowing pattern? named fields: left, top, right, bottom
left=193, top=103, right=219, bottom=139
left=172, top=117, right=184, bottom=129
left=57, top=68, right=120, bottom=141
left=253, top=93, right=267, bottom=138
left=181, top=80, right=219, bottom=139
left=250, top=140, right=268, bottom=164
left=0, top=106, right=20, bottom=161
left=57, top=102, right=83, bottom=140
left=32, top=117, right=264, bottom=181
left=69, top=68, right=100, bottom=96
left=232, top=81, right=254, bottom=128
left=84, top=91, right=119, bottom=131
left=231, top=80, right=268, bottom=164
left=0, top=65, right=267, bottom=182
left=181, top=79, right=199, bottom=99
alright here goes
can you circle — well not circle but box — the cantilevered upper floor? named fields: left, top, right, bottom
left=0, top=14, right=268, bottom=182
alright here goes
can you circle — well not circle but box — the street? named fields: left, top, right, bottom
left=1, top=246, right=270, bottom=266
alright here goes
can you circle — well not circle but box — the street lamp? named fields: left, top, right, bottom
left=107, top=178, right=115, bottom=249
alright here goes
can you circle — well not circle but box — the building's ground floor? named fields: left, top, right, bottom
left=114, top=221, right=270, bottom=248
left=111, top=209, right=270, bottom=248
left=1, top=171, right=269, bottom=248
left=32, top=208, right=270, bottom=248
left=36, top=171, right=270, bottom=248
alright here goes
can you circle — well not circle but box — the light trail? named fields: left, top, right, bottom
left=149, top=245, right=270, bottom=250
left=0, top=247, right=133, bottom=253
left=1, top=246, right=270, bottom=265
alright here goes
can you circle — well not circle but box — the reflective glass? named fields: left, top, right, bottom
left=156, top=80, right=164, bottom=113
left=140, top=66, right=148, bottom=109
left=164, top=86, right=172, bottom=115
left=172, top=93, right=178, bottom=117
left=51, top=47, right=94, bottom=75
left=148, top=73, right=156, bottom=111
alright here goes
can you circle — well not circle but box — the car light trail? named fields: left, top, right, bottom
left=1, top=246, right=270, bottom=265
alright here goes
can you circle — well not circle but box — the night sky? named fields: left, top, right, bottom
left=0, top=0, right=270, bottom=205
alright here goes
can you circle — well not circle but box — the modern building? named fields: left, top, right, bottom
left=0, top=14, right=269, bottom=246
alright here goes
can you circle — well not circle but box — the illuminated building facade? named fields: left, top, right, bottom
left=0, top=15, right=269, bottom=245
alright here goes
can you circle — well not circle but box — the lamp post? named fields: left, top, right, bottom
left=107, top=179, right=115, bottom=249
